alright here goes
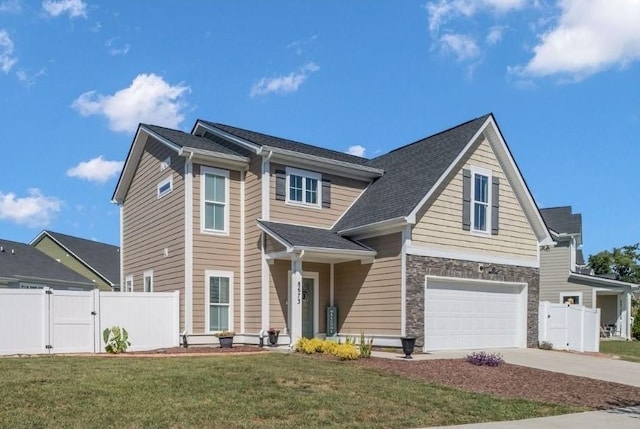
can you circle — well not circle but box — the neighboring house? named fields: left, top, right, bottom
left=539, top=206, right=638, bottom=339
left=30, top=231, right=120, bottom=292
left=0, top=238, right=95, bottom=290
left=112, top=113, right=553, bottom=351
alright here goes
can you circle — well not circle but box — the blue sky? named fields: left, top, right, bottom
left=0, top=0, right=638, bottom=260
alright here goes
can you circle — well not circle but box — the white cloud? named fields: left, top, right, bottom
left=42, top=0, right=87, bottom=18
left=519, top=0, right=640, bottom=78
left=0, top=188, right=62, bottom=228
left=486, top=26, right=505, bottom=45
left=0, top=1, right=21, bottom=13
left=346, top=145, right=366, bottom=157
left=287, top=35, right=318, bottom=55
left=250, top=62, right=320, bottom=97
left=426, top=0, right=527, bottom=32
left=67, top=156, right=124, bottom=183
left=72, top=73, right=190, bottom=133
left=440, top=33, right=479, bottom=61
left=0, top=29, right=17, bottom=74
left=105, top=38, right=130, bottom=56
left=16, top=68, right=46, bottom=85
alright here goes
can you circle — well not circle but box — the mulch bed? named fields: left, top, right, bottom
left=121, top=345, right=268, bottom=356
left=351, top=357, right=640, bottom=410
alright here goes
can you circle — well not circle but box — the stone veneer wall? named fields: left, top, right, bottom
left=406, top=255, right=540, bottom=348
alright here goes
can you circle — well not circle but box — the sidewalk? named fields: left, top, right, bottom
left=426, top=406, right=640, bottom=428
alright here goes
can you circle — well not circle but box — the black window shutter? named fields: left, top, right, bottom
left=491, top=176, right=500, bottom=235
left=462, top=169, right=471, bottom=231
left=322, top=178, right=331, bottom=208
left=275, top=170, right=286, bottom=201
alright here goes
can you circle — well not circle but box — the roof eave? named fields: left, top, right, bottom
left=568, top=272, right=639, bottom=289
left=337, top=216, right=408, bottom=238
left=259, top=145, right=383, bottom=181
left=193, top=121, right=261, bottom=153
left=179, top=147, right=250, bottom=170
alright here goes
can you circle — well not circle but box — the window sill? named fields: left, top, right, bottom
left=200, top=229, right=230, bottom=237
left=285, top=200, right=322, bottom=210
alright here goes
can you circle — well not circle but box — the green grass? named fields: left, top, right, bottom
left=0, top=353, right=581, bottom=429
left=600, top=340, right=640, bottom=363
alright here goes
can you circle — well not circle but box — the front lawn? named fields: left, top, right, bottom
left=0, top=353, right=578, bottom=428
left=600, top=340, right=640, bottom=363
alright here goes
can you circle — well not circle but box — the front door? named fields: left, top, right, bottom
left=302, top=278, right=314, bottom=338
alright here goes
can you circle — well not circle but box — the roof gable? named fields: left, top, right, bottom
left=333, top=115, right=489, bottom=232
left=31, top=231, right=120, bottom=286
left=540, top=206, right=582, bottom=235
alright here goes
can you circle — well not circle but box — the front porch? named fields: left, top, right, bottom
left=259, top=221, right=379, bottom=346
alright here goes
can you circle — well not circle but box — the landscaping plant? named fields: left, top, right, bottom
left=102, top=326, right=131, bottom=354
left=464, top=351, right=504, bottom=367
left=632, top=310, right=640, bottom=340
left=359, top=331, right=374, bottom=358
left=539, top=341, right=553, bottom=350
left=296, top=338, right=360, bottom=360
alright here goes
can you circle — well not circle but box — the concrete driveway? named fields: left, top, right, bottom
left=373, top=347, right=640, bottom=387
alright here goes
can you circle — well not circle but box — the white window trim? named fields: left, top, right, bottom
left=143, top=270, right=153, bottom=293
left=157, top=176, right=173, bottom=199
left=469, top=165, right=492, bottom=234
left=204, top=270, right=234, bottom=334
left=124, top=275, right=133, bottom=293
left=200, top=166, right=230, bottom=235
left=285, top=167, right=322, bottom=209
left=560, top=291, right=582, bottom=305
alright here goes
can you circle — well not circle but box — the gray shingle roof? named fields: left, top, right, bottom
left=200, top=121, right=371, bottom=166
left=0, top=239, right=94, bottom=285
left=258, top=221, right=373, bottom=252
left=539, top=206, right=582, bottom=235
left=334, top=115, right=491, bottom=232
left=143, top=124, right=245, bottom=157
left=43, top=231, right=120, bottom=286
left=576, top=249, right=585, bottom=266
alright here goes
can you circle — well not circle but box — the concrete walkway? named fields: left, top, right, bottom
left=427, top=406, right=640, bottom=429
left=372, top=347, right=640, bottom=387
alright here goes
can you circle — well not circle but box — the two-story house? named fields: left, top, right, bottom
left=112, top=113, right=553, bottom=351
left=539, top=206, right=638, bottom=339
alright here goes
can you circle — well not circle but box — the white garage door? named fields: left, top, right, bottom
left=425, top=278, right=526, bottom=351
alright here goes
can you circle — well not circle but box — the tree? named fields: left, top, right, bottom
left=588, top=243, right=640, bottom=284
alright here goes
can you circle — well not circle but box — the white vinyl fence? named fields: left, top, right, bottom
left=0, top=288, right=179, bottom=355
left=538, top=301, right=600, bottom=352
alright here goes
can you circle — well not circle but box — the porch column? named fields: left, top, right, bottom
left=625, top=292, right=632, bottom=340
left=289, top=253, right=303, bottom=346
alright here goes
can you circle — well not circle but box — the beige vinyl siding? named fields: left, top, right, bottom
left=334, top=233, right=402, bottom=335
left=33, top=236, right=113, bottom=291
left=243, top=156, right=263, bottom=332
left=412, top=137, right=538, bottom=262
left=122, top=137, right=186, bottom=329
left=540, top=242, right=593, bottom=307
left=268, top=260, right=330, bottom=334
left=192, top=164, right=242, bottom=334
left=269, top=163, right=368, bottom=228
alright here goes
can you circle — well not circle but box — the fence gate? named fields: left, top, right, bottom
left=48, top=290, right=95, bottom=353
left=538, top=301, right=600, bottom=352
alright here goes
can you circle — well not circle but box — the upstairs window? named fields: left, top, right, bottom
left=473, top=173, right=489, bottom=232
left=201, top=166, right=229, bottom=234
left=285, top=167, right=321, bottom=208
left=462, top=166, right=499, bottom=235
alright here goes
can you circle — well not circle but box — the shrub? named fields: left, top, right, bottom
left=632, top=312, right=640, bottom=341
left=295, top=338, right=324, bottom=354
left=359, top=331, right=374, bottom=358
left=333, top=343, right=360, bottom=360
left=539, top=341, right=553, bottom=350
left=103, top=326, right=131, bottom=354
left=464, top=351, right=504, bottom=367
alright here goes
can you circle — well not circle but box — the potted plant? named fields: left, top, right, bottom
left=401, top=336, right=416, bottom=359
left=215, top=331, right=235, bottom=349
left=267, top=328, right=280, bottom=346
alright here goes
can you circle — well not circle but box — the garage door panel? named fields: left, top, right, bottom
left=425, top=279, right=525, bottom=351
